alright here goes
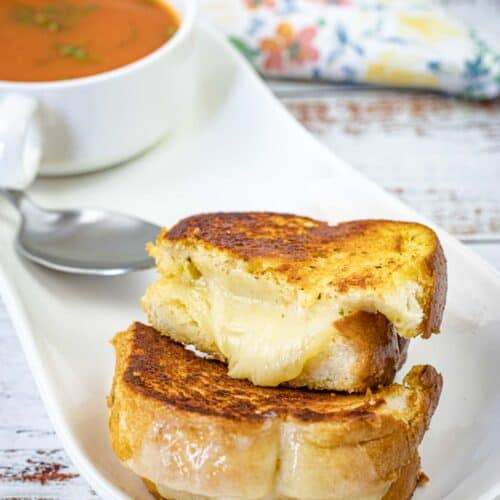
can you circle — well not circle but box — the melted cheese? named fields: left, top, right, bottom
left=153, top=278, right=341, bottom=386
left=143, top=253, right=423, bottom=387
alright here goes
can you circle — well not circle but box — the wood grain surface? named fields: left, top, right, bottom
left=1, top=0, right=500, bottom=497
left=279, top=90, right=500, bottom=238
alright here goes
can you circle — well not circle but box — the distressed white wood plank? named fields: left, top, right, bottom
left=280, top=93, right=500, bottom=236
left=0, top=320, right=58, bottom=451
left=267, top=0, right=500, bottom=239
left=0, top=312, right=98, bottom=499
left=0, top=449, right=96, bottom=499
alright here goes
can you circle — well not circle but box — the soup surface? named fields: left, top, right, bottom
left=0, top=0, right=179, bottom=82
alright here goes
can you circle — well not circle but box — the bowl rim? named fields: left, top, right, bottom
left=0, top=0, right=197, bottom=90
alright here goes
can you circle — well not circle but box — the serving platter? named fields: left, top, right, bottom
left=1, top=23, right=499, bottom=500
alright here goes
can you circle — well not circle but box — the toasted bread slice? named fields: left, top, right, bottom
left=287, top=311, right=409, bottom=392
left=108, top=323, right=442, bottom=500
left=143, top=290, right=409, bottom=392
left=142, top=213, right=446, bottom=388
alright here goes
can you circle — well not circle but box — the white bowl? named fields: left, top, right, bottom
left=0, top=0, right=197, bottom=182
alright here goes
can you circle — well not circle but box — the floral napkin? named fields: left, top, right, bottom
left=200, top=0, right=500, bottom=99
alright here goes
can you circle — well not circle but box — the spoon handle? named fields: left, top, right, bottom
left=0, top=189, right=39, bottom=214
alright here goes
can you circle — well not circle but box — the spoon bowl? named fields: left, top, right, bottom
left=3, top=189, right=161, bottom=275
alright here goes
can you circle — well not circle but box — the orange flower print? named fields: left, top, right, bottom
left=260, top=22, right=320, bottom=71
left=244, top=0, right=276, bottom=9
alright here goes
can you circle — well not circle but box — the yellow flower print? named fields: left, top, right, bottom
left=365, top=50, right=440, bottom=87
left=399, top=14, right=466, bottom=43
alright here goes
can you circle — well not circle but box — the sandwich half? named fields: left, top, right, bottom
left=142, top=213, right=446, bottom=390
left=108, top=322, right=442, bottom=500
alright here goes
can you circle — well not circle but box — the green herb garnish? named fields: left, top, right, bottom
left=12, top=2, right=97, bottom=32
left=59, top=43, right=96, bottom=62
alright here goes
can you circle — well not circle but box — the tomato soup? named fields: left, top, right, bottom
left=0, top=0, right=180, bottom=82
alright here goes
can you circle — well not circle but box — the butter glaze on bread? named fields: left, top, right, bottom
left=143, top=213, right=446, bottom=389
left=143, top=451, right=421, bottom=500
left=108, top=323, right=442, bottom=500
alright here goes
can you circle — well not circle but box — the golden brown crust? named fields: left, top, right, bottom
left=110, top=322, right=441, bottom=424
left=157, top=213, right=447, bottom=337
left=286, top=312, right=409, bottom=392
left=112, top=323, right=443, bottom=425
left=143, top=478, right=163, bottom=500
left=115, top=323, right=387, bottom=423
left=423, top=238, right=447, bottom=338
left=333, top=312, right=409, bottom=390
left=166, top=212, right=328, bottom=261
left=403, top=364, right=444, bottom=436
left=109, top=323, right=442, bottom=500
left=382, top=453, right=420, bottom=500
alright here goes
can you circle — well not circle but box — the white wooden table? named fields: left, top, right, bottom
left=1, top=3, right=500, bottom=497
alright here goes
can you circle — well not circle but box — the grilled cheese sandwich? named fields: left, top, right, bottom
left=142, top=213, right=446, bottom=390
left=108, top=323, right=442, bottom=500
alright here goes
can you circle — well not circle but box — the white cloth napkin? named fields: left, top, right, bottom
left=201, top=0, right=500, bottom=99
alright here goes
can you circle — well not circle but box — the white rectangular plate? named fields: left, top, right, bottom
left=1, top=24, right=499, bottom=500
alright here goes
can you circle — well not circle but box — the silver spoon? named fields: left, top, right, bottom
left=2, top=189, right=161, bottom=275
